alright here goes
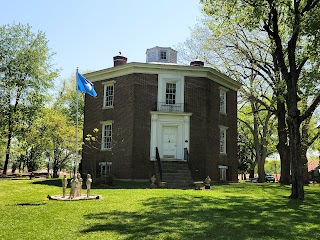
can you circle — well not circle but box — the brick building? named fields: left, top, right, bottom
left=81, top=47, right=241, bottom=185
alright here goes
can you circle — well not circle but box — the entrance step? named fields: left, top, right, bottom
left=160, top=161, right=193, bottom=188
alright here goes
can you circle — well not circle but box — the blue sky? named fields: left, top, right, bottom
left=1, top=0, right=201, bottom=82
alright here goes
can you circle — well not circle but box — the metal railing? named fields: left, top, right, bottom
left=156, top=147, right=162, bottom=181
left=184, top=147, right=196, bottom=181
left=157, top=102, right=184, bottom=113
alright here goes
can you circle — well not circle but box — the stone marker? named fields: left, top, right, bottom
left=86, top=174, right=92, bottom=197
left=61, top=175, right=68, bottom=198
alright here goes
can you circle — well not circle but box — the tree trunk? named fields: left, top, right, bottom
left=52, top=163, right=59, bottom=178
left=52, top=148, right=59, bottom=178
left=288, top=117, right=304, bottom=199
left=251, top=101, right=264, bottom=183
left=301, top=118, right=311, bottom=184
left=3, top=117, right=13, bottom=175
left=277, top=102, right=291, bottom=185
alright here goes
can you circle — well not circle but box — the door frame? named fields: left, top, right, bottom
left=161, top=125, right=179, bottom=159
left=150, top=112, right=192, bottom=161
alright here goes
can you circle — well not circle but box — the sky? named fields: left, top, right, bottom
left=1, top=0, right=202, bottom=83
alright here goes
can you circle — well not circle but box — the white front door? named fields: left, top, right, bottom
left=162, top=126, right=178, bottom=158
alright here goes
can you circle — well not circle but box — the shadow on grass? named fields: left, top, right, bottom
left=32, top=179, right=62, bottom=187
left=16, top=203, right=47, bottom=206
left=80, top=186, right=320, bottom=240
left=32, top=179, right=150, bottom=189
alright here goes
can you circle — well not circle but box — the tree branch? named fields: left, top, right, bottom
left=302, top=0, right=320, bottom=14
left=238, top=118, right=254, bottom=135
left=300, top=93, right=320, bottom=122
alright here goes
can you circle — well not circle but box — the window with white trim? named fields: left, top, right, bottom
left=99, top=162, right=112, bottom=177
left=219, top=126, right=227, bottom=154
left=160, top=51, right=167, bottom=60
left=157, top=74, right=184, bottom=113
left=165, top=83, right=176, bottom=104
left=103, top=82, right=114, bottom=108
left=219, top=165, right=228, bottom=181
left=220, top=89, right=227, bottom=114
left=101, top=121, right=112, bottom=150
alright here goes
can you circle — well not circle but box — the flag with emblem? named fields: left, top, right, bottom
left=76, top=72, right=97, bottom=97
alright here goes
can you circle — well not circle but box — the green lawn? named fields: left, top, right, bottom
left=0, top=179, right=319, bottom=240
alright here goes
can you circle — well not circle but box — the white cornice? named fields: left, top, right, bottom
left=150, top=111, right=193, bottom=117
left=84, top=62, right=242, bottom=91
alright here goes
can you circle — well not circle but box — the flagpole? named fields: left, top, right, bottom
left=75, top=67, right=79, bottom=175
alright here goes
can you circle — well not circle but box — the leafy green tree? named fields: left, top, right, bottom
left=0, top=23, right=58, bottom=175
left=55, top=74, right=85, bottom=126
left=179, top=19, right=294, bottom=185
left=41, top=108, right=78, bottom=178
left=200, top=0, right=320, bottom=199
left=179, top=23, right=280, bottom=182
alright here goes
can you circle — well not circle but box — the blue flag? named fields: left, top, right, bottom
left=77, top=72, right=97, bottom=97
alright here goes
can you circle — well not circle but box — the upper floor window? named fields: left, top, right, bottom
left=166, top=83, right=176, bottom=104
left=101, top=121, right=113, bottom=150
left=103, top=81, right=115, bottom=108
left=157, top=74, right=184, bottom=113
left=219, top=88, right=228, bottom=114
left=219, top=126, right=228, bottom=154
left=160, top=51, right=167, bottom=60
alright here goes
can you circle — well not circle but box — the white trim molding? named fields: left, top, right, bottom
left=102, top=81, right=116, bottom=109
left=150, top=112, right=192, bottom=161
left=219, top=88, right=228, bottom=114
left=219, top=125, right=229, bottom=154
left=100, top=120, right=113, bottom=151
left=84, top=62, right=242, bottom=91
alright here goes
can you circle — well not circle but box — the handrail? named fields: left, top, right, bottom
left=156, top=147, right=162, bottom=181
left=184, top=147, right=196, bottom=181
left=157, top=102, right=184, bottom=113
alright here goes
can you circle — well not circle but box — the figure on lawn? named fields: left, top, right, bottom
left=204, top=176, right=211, bottom=189
left=69, top=175, right=78, bottom=199
left=86, top=174, right=92, bottom=197
left=61, top=175, right=68, bottom=198
left=76, top=173, right=83, bottom=197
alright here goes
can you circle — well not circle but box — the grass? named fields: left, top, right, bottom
left=0, top=179, right=319, bottom=240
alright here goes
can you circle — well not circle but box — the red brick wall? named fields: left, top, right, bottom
left=81, top=73, right=157, bottom=179
left=82, top=72, right=238, bottom=182
left=184, top=76, right=238, bottom=182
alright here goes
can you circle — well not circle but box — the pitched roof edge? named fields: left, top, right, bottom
left=84, top=62, right=242, bottom=91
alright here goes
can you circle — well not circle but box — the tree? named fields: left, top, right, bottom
left=201, top=0, right=320, bottom=199
left=55, top=74, right=85, bottom=126
left=0, top=23, right=58, bottom=175
left=178, top=23, right=280, bottom=183
left=41, top=108, right=78, bottom=178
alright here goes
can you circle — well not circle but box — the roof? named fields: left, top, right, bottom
left=84, top=62, right=242, bottom=91
left=308, top=160, right=320, bottom=172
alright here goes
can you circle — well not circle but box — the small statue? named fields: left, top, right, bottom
left=76, top=173, right=83, bottom=197
left=69, top=175, right=78, bottom=199
left=204, top=176, right=211, bottom=189
left=61, top=175, right=68, bottom=198
left=150, top=175, right=157, bottom=188
left=86, top=174, right=92, bottom=197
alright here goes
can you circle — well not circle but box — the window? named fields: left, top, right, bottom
left=101, top=121, right=112, bottom=150
left=166, top=83, right=176, bottom=104
left=99, top=162, right=112, bottom=177
left=220, top=89, right=227, bottom=114
left=219, top=126, right=228, bottom=154
left=103, top=82, right=115, bottom=108
left=219, top=165, right=228, bottom=181
left=157, top=74, right=184, bottom=112
left=160, top=51, right=167, bottom=60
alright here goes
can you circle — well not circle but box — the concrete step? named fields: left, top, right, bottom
left=160, top=160, right=193, bottom=188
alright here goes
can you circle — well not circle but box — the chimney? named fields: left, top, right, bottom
left=190, top=59, right=204, bottom=67
left=113, top=52, right=127, bottom=67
